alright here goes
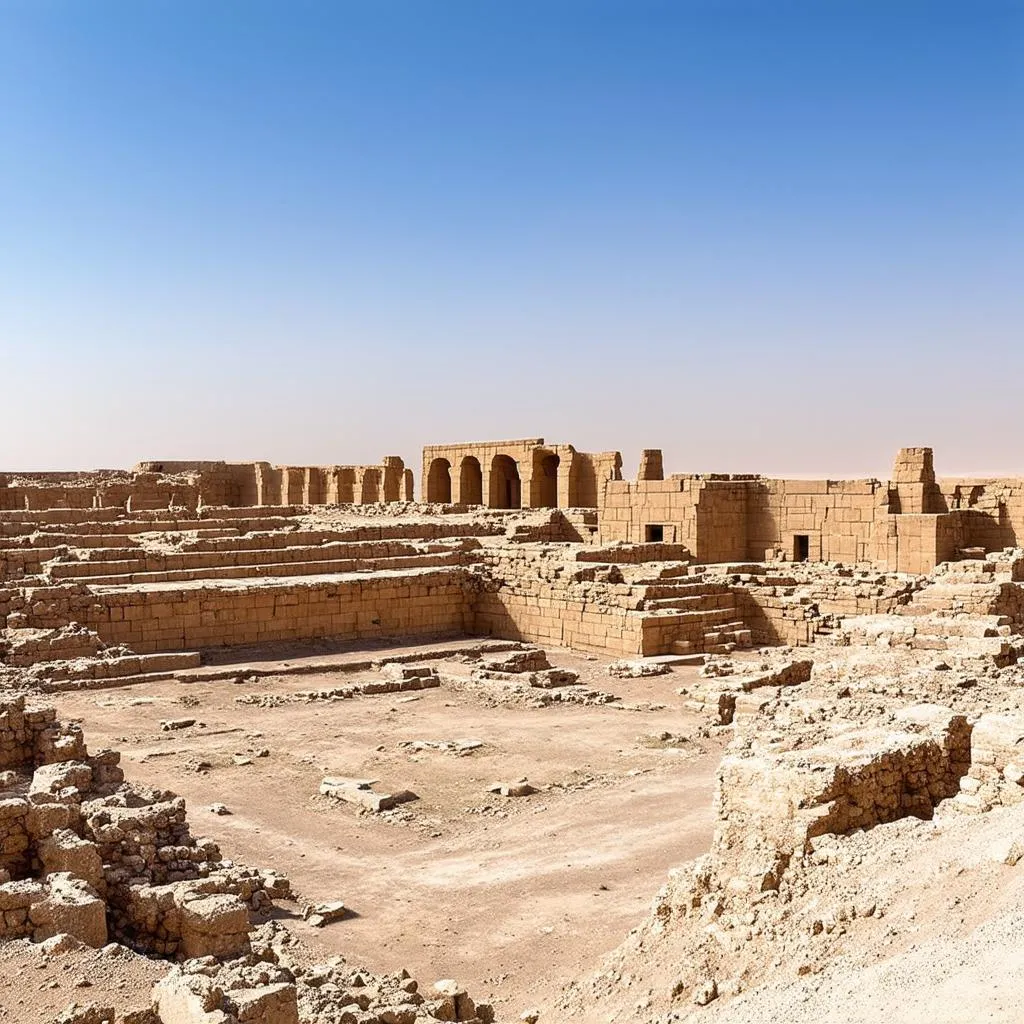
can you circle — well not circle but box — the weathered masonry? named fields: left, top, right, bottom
left=600, top=446, right=1024, bottom=574
left=421, top=439, right=622, bottom=509
left=0, top=457, right=413, bottom=512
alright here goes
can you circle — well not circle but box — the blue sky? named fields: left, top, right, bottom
left=1, top=1, right=1021, bottom=477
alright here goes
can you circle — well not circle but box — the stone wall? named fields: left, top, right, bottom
left=713, top=704, right=971, bottom=890
left=0, top=472, right=201, bottom=513
left=599, top=446, right=1022, bottom=573
left=472, top=547, right=653, bottom=656
left=2, top=457, right=411, bottom=513
left=11, top=571, right=475, bottom=655
left=954, top=711, right=1024, bottom=811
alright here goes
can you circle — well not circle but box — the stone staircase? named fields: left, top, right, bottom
left=0, top=508, right=491, bottom=589
left=635, top=570, right=753, bottom=655
left=0, top=505, right=491, bottom=685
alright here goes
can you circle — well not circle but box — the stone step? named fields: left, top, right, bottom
left=644, top=607, right=740, bottom=628
left=645, top=593, right=736, bottom=611
left=56, top=550, right=464, bottom=586
left=642, top=582, right=732, bottom=600
left=46, top=541, right=465, bottom=580
left=26, top=650, right=202, bottom=683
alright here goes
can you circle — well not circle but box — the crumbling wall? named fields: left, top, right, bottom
left=713, top=704, right=970, bottom=892
left=5, top=459, right=410, bottom=514
left=1, top=472, right=202, bottom=514
left=0, top=694, right=290, bottom=960
left=955, top=711, right=1024, bottom=811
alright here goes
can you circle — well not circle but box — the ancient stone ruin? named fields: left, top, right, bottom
left=3, top=439, right=1024, bottom=1022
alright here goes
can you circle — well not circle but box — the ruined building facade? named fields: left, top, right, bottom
left=5, top=442, right=1024, bottom=576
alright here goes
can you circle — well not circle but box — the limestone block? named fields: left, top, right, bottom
left=39, top=829, right=104, bottom=891
left=178, top=892, right=250, bottom=959
left=53, top=1003, right=115, bottom=1024
left=152, top=971, right=232, bottom=1024
left=224, top=983, right=299, bottom=1024
left=30, top=872, right=107, bottom=948
left=29, top=761, right=93, bottom=803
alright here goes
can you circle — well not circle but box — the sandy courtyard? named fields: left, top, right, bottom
left=47, top=642, right=724, bottom=1018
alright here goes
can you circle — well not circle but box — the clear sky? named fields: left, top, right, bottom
left=1, top=0, right=1021, bottom=480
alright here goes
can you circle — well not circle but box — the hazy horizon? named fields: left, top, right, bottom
left=2, top=1, right=1021, bottom=481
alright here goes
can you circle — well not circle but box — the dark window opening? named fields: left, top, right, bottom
left=794, top=534, right=810, bottom=562
left=645, top=524, right=665, bottom=543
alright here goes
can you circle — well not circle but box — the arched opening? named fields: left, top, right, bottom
left=460, top=456, right=483, bottom=505
left=489, top=455, right=521, bottom=509
left=426, top=458, right=453, bottom=503
left=360, top=468, right=381, bottom=504
left=568, top=457, right=598, bottom=508
left=536, top=452, right=560, bottom=508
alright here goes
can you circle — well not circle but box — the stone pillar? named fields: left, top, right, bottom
left=638, top=449, right=664, bottom=481
left=557, top=452, right=575, bottom=508
left=449, top=461, right=462, bottom=505
left=518, top=467, right=532, bottom=510
left=892, top=447, right=942, bottom=514
left=381, top=457, right=404, bottom=503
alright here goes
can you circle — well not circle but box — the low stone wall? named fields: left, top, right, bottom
left=12, top=569, right=475, bottom=654
left=574, top=542, right=692, bottom=564
left=713, top=704, right=971, bottom=891
left=0, top=694, right=292, bottom=962
left=954, top=711, right=1024, bottom=811
left=0, top=694, right=85, bottom=770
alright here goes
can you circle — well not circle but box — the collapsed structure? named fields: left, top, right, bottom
left=4, top=437, right=1024, bottom=1022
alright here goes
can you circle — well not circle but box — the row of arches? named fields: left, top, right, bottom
left=426, top=451, right=565, bottom=509
left=427, top=455, right=490, bottom=505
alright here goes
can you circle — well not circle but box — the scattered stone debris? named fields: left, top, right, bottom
left=400, top=738, right=485, bottom=756
left=320, top=777, right=420, bottom=812
left=159, top=717, right=194, bottom=731
left=487, top=779, right=539, bottom=798
left=607, top=660, right=671, bottom=678
left=303, top=899, right=348, bottom=927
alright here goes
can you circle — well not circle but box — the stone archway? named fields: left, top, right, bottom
left=489, top=455, right=521, bottom=509
left=535, top=452, right=560, bottom=508
left=426, top=458, right=452, bottom=503
left=460, top=456, right=483, bottom=505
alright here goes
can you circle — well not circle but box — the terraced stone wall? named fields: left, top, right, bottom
left=12, top=571, right=475, bottom=654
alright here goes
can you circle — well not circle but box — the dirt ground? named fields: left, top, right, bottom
left=50, top=642, right=725, bottom=1020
